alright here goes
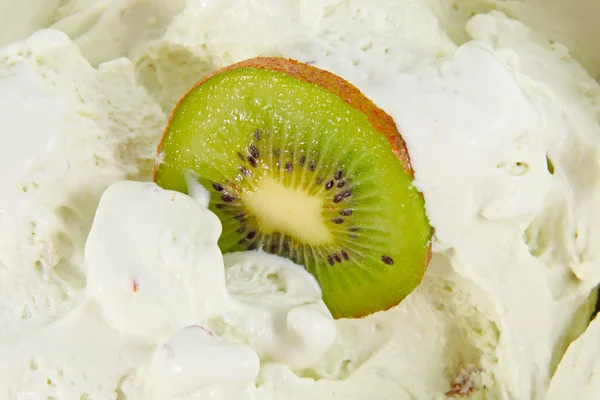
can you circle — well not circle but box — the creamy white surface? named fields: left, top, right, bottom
left=0, top=28, right=166, bottom=342
left=545, top=314, right=600, bottom=400
left=0, top=1, right=599, bottom=399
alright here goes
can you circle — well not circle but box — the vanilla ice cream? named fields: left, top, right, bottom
left=0, top=1, right=599, bottom=399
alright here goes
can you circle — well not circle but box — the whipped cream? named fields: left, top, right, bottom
left=86, top=179, right=335, bottom=397
left=85, top=181, right=229, bottom=343
left=0, top=1, right=599, bottom=399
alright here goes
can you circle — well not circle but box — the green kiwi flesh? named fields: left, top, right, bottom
left=155, top=58, right=432, bottom=319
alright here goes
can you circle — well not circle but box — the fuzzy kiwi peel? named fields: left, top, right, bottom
left=154, top=57, right=432, bottom=319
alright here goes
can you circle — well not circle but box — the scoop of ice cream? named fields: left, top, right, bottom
left=1, top=2, right=599, bottom=399
left=85, top=180, right=228, bottom=342
left=0, top=28, right=165, bottom=342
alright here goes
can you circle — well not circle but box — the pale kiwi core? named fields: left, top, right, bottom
left=243, top=176, right=332, bottom=244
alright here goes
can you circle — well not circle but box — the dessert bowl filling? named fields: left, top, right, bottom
left=0, top=1, right=599, bottom=399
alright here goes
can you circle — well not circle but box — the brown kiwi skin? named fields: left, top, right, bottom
left=154, top=57, right=433, bottom=317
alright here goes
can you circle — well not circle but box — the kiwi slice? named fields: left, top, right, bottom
left=154, top=57, right=432, bottom=319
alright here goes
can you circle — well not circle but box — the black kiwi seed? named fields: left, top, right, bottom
left=250, top=144, right=259, bottom=158
left=336, top=181, right=346, bottom=188
left=327, top=255, right=334, bottom=266
left=299, top=155, right=306, bottom=167
left=267, top=233, right=280, bottom=253
left=340, top=209, right=353, bottom=216
left=269, top=241, right=277, bottom=253
left=246, top=231, right=257, bottom=240
left=309, top=160, right=316, bottom=171
left=334, top=170, right=343, bottom=180
left=215, top=204, right=227, bottom=209
left=286, top=161, right=293, bottom=173
left=381, top=255, right=394, bottom=265
left=212, top=182, right=224, bottom=192
left=254, top=129, right=261, bottom=141
left=332, top=217, right=344, bottom=224
left=239, top=167, right=250, bottom=176
left=283, top=237, right=291, bottom=254
left=325, top=180, right=334, bottom=190
left=332, top=191, right=352, bottom=202
left=333, top=253, right=342, bottom=263
left=221, top=194, right=236, bottom=202
left=341, top=250, right=349, bottom=260
left=248, top=156, right=257, bottom=167
left=234, top=213, right=246, bottom=220
left=348, top=227, right=360, bottom=232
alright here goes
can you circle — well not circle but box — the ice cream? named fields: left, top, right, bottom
left=0, top=0, right=599, bottom=399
